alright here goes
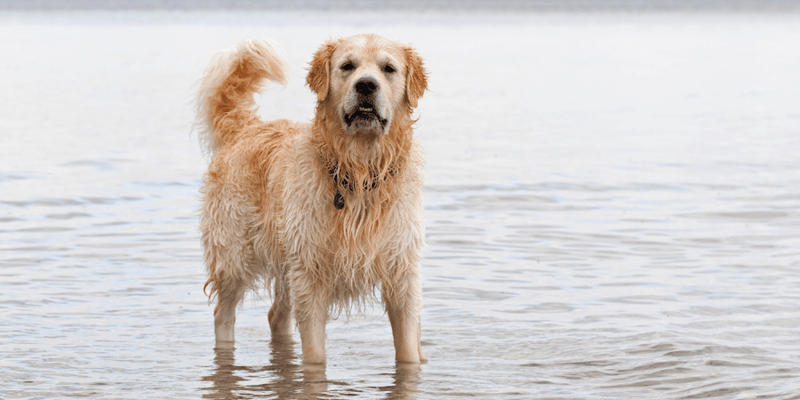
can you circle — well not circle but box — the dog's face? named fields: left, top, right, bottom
left=330, top=37, right=401, bottom=136
left=307, top=34, right=427, bottom=137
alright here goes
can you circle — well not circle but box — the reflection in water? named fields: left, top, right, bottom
left=383, top=363, right=421, bottom=400
left=202, top=347, right=246, bottom=399
left=202, top=338, right=419, bottom=399
left=201, top=337, right=324, bottom=399
left=299, top=363, right=327, bottom=399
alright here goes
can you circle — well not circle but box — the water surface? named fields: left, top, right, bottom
left=1, top=9, right=800, bottom=399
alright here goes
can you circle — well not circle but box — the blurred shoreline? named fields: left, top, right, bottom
left=1, top=0, right=799, bottom=12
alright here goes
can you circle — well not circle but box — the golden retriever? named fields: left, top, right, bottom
left=195, top=34, right=428, bottom=364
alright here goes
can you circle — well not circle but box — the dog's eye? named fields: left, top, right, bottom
left=341, top=62, right=354, bottom=72
left=384, top=64, right=396, bottom=74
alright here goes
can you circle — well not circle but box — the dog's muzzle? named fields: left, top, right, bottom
left=343, top=77, right=388, bottom=129
left=344, top=104, right=387, bottom=127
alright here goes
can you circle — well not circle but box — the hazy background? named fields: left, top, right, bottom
left=1, top=0, right=800, bottom=11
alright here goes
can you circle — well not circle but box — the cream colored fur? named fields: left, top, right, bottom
left=195, top=34, right=428, bottom=364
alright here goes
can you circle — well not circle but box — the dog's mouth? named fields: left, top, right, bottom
left=344, top=105, right=388, bottom=128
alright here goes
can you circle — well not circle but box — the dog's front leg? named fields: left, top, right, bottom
left=383, top=270, right=425, bottom=363
left=292, top=271, right=328, bottom=364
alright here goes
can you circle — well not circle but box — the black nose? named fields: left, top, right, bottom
left=355, top=77, right=378, bottom=95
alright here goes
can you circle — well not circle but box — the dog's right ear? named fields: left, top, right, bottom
left=306, top=39, right=339, bottom=103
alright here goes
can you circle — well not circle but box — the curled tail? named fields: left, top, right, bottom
left=195, top=39, right=289, bottom=156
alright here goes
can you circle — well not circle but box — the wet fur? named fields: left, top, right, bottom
left=196, top=35, right=428, bottom=364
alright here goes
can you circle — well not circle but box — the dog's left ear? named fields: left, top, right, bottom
left=404, top=46, right=428, bottom=109
left=306, top=39, right=339, bottom=103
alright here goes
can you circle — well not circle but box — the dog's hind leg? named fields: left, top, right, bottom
left=205, top=242, right=253, bottom=347
left=201, top=183, right=257, bottom=348
left=268, top=266, right=293, bottom=338
left=213, top=278, right=247, bottom=347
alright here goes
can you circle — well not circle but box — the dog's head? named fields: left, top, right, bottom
left=307, top=34, right=428, bottom=137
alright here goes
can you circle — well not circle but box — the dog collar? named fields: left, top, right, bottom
left=328, top=165, right=395, bottom=210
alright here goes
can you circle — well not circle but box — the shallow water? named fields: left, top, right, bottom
left=1, top=9, right=800, bottom=399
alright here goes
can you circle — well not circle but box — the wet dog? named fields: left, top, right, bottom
left=195, top=34, right=428, bottom=364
